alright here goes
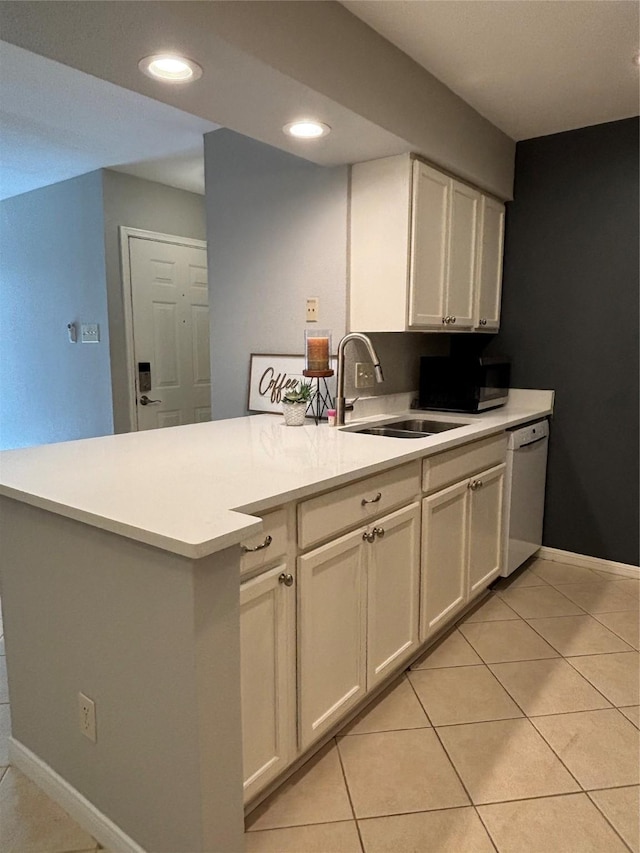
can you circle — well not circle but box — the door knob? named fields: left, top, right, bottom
left=278, top=572, right=294, bottom=587
left=139, top=395, right=162, bottom=406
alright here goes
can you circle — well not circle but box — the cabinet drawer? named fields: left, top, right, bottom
left=240, top=508, right=289, bottom=576
left=298, top=462, right=421, bottom=550
left=422, top=434, right=507, bottom=494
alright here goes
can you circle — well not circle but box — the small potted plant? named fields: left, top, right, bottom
left=282, top=381, right=314, bottom=426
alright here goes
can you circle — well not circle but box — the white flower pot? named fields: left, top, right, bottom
left=282, top=401, right=308, bottom=426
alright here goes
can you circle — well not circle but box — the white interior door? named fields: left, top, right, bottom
left=128, top=235, right=210, bottom=430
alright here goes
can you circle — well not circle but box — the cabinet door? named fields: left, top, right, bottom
left=366, top=503, right=421, bottom=690
left=298, top=530, right=366, bottom=750
left=468, top=464, right=506, bottom=596
left=409, top=161, right=450, bottom=328
left=421, top=481, right=469, bottom=641
left=474, top=196, right=505, bottom=331
left=445, top=180, right=479, bottom=329
left=240, top=564, right=295, bottom=802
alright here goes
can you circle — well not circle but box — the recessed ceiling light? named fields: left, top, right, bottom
left=138, top=54, right=203, bottom=83
left=283, top=120, right=331, bottom=139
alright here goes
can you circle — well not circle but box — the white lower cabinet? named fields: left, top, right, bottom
left=241, top=445, right=510, bottom=801
left=298, top=502, right=420, bottom=750
left=468, top=464, right=506, bottom=595
left=240, top=563, right=296, bottom=803
left=421, top=480, right=469, bottom=638
left=420, top=463, right=506, bottom=641
left=366, top=503, right=421, bottom=689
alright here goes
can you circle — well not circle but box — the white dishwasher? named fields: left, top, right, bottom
left=501, top=419, right=550, bottom=577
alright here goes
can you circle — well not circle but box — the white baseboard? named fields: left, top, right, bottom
left=537, top=547, right=640, bottom=579
left=9, top=738, right=146, bottom=853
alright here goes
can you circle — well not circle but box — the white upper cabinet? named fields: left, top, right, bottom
left=474, top=196, right=506, bottom=331
left=445, top=179, right=480, bottom=330
left=350, top=154, right=504, bottom=333
left=409, top=162, right=449, bottom=327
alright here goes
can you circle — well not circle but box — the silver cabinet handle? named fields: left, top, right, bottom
left=480, top=318, right=487, bottom=326
left=240, top=534, right=273, bottom=553
left=374, top=527, right=385, bottom=538
left=278, top=572, right=294, bottom=587
left=468, top=479, right=483, bottom=491
left=361, top=492, right=382, bottom=506
left=139, top=395, right=162, bottom=406
left=442, top=317, right=448, bottom=324
left=363, top=530, right=376, bottom=543
left=450, top=316, right=456, bottom=324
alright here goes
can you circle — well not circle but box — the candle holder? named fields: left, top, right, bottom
left=303, top=329, right=334, bottom=424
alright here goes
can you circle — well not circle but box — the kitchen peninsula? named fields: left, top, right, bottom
left=0, top=390, right=553, bottom=853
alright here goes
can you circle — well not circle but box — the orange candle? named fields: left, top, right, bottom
left=307, top=336, right=329, bottom=371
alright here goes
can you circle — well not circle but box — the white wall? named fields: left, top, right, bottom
left=205, top=130, right=349, bottom=419
left=101, top=170, right=206, bottom=433
left=0, top=172, right=113, bottom=449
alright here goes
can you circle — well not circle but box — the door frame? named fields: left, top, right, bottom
left=119, top=226, right=208, bottom=431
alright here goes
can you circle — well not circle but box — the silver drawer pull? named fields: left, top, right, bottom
left=240, top=534, right=273, bottom=553
left=278, top=572, right=294, bottom=587
left=363, top=530, right=376, bottom=543
left=374, top=527, right=385, bottom=538
left=468, top=479, right=483, bottom=491
left=361, top=492, right=382, bottom=506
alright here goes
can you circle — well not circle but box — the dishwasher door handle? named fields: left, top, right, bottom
left=520, top=436, right=548, bottom=448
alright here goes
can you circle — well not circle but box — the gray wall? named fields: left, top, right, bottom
left=204, top=130, right=452, bottom=418
left=101, top=170, right=206, bottom=433
left=0, top=172, right=113, bottom=450
left=492, top=117, right=639, bottom=566
left=205, top=130, right=348, bottom=420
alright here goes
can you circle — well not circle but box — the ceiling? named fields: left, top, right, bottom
left=0, top=1, right=637, bottom=202
left=342, top=0, right=640, bottom=140
left=0, top=41, right=219, bottom=201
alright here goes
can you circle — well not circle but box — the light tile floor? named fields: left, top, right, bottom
left=0, top=557, right=638, bottom=853
left=246, top=558, right=639, bottom=853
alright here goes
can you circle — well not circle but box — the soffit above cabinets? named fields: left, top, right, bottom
left=0, top=1, right=515, bottom=200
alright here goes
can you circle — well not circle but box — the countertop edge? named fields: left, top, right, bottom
left=0, top=401, right=553, bottom=558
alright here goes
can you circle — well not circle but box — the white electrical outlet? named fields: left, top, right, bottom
left=78, top=692, right=97, bottom=742
left=81, top=323, right=100, bottom=344
left=306, top=297, right=319, bottom=322
left=355, top=362, right=375, bottom=389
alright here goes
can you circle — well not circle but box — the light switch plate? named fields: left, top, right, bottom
left=81, top=323, right=100, bottom=344
left=306, top=297, right=319, bottom=322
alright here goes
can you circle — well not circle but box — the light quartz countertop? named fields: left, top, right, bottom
left=0, top=390, right=553, bottom=558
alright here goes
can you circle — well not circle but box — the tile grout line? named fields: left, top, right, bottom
left=589, top=611, right=640, bottom=649
left=405, top=672, right=515, bottom=853
left=333, top=736, right=366, bottom=853
left=584, top=790, right=636, bottom=853
left=522, top=613, right=635, bottom=657
left=403, top=671, right=483, bottom=818
left=561, top=654, right=640, bottom=708
left=487, top=655, right=618, bottom=715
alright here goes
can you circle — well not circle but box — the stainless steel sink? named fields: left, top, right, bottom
left=386, top=419, right=465, bottom=434
left=342, top=418, right=468, bottom=438
left=351, top=426, right=429, bottom=439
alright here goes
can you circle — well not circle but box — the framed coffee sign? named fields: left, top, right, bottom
left=248, top=354, right=337, bottom=415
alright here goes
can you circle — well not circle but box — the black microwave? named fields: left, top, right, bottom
left=419, top=355, right=511, bottom=413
